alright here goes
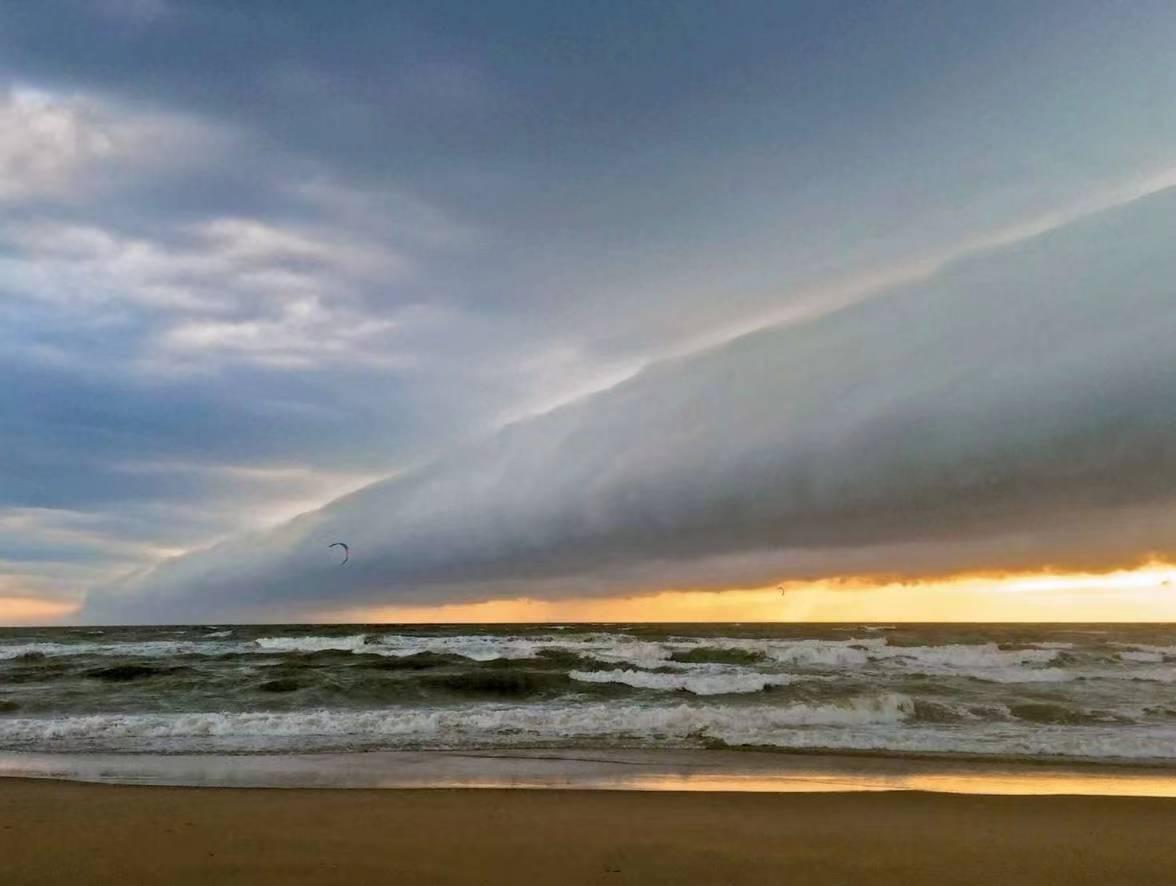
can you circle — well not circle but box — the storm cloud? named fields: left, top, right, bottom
left=5, top=3, right=1176, bottom=621
left=85, top=188, right=1176, bottom=621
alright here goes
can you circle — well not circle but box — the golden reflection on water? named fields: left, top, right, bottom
left=6, top=750, right=1176, bottom=797
left=607, top=770, right=1176, bottom=797
left=398, top=768, right=1176, bottom=797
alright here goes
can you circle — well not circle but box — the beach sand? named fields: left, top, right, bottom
left=3, top=779, right=1176, bottom=884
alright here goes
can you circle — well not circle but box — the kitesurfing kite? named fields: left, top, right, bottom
left=328, top=542, right=350, bottom=565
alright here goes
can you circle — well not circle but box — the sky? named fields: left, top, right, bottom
left=2, top=1, right=1175, bottom=624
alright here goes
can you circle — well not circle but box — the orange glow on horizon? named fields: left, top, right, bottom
left=323, top=561, right=1176, bottom=624
left=0, top=596, right=79, bottom=625
left=5, top=563, right=1176, bottom=626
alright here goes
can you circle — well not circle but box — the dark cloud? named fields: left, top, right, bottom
left=85, top=188, right=1176, bottom=621
left=6, top=2, right=1175, bottom=346
left=4, top=2, right=1176, bottom=618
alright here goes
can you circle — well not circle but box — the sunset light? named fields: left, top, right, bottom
left=325, top=562, right=1176, bottom=625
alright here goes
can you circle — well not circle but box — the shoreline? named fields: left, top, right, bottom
left=6, top=779, right=1176, bottom=884
left=7, top=746, right=1176, bottom=796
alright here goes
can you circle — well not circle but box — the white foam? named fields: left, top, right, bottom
left=671, top=637, right=884, bottom=669
left=1113, top=643, right=1176, bottom=657
left=0, top=640, right=215, bottom=660
left=0, top=631, right=677, bottom=666
left=11, top=696, right=1176, bottom=761
left=871, top=642, right=1059, bottom=668
left=763, top=642, right=873, bottom=668
left=954, top=666, right=1074, bottom=684
left=568, top=668, right=797, bottom=695
left=855, top=642, right=1071, bottom=683
left=0, top=643, right=73, bottom=660
left=253, top=635, right=371, bottom=654
left=0, top=633, right=1078, bottom=688
left=364, top=633, right=676, bottom=667
left=712, top=723, right=1176, bottom=762
left=0, top=695, right=915, bottom=752
left=1120, top=651, right=1165, bottom=663
left=663, top=638, right=1063, bottom=676
left=1113, top=666, right=1176, bottom=683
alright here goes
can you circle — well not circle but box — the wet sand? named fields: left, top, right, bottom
left=4, top=779, right=1176, bottom=884
left=9, top=747, right=1176, bottom=795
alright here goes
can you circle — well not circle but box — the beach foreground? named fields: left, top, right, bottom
left=4, top=780, right=1176, bottom=884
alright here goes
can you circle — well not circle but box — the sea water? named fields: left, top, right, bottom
left=2, top=623, right=1176, bottom=762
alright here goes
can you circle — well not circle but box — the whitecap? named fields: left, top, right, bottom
left=568, top=668, right=797, bottom=695
left=0, top=694, right=916, bottom=753
left=1120, top=650, right=1165, bottom=663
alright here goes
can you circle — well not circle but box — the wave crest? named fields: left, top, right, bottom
left=569, top=668, right=797, bottom=696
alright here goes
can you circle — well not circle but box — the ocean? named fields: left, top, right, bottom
left=2, top=623, right=1176, bottom=763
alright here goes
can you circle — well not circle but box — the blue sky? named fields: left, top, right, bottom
left=2, top=2, right=1175, bottom=621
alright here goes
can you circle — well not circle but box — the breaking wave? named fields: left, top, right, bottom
left=568, top=668, right=798, bottom=695
left=0, top=694, right=916, bottom=752
left=1114, top=644, right=1161, bottom=658
left=4, top=625, right=1176, bottom=761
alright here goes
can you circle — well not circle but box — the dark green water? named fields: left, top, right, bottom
left=2, top=623, right=1175, bottom=759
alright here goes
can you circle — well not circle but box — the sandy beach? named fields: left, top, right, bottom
left=4, top=780, right=1176, bottom=885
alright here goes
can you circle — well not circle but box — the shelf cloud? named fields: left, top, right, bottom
left=85, top=188, right=1176, bottom=621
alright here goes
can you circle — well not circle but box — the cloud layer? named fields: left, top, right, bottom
left=85, top=188, right=1176, bottom=621
left=4, top=3, right=1176, bottom=620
